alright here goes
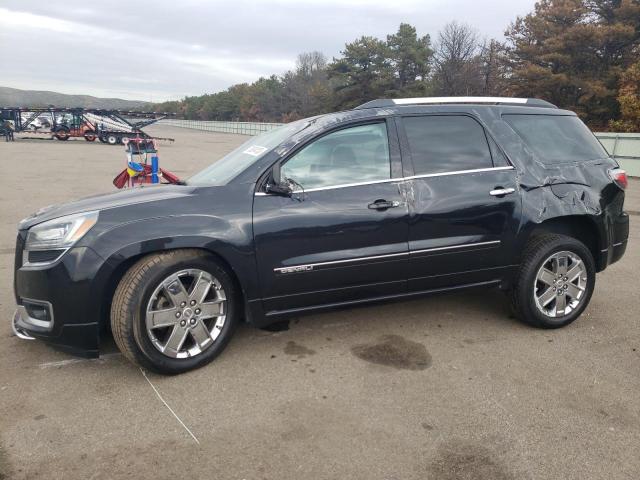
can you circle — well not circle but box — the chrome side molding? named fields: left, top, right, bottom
left=274, top=240, right=501, bottom=273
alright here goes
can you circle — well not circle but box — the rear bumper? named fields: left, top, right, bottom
left=598, top=212, right=629, bottom=271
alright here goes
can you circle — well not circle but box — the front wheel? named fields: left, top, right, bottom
left=111, top=250, right=239, bottom=374
left=510, top=234, right=595, bottom=329
left=54, top=127, right=70, bottom=140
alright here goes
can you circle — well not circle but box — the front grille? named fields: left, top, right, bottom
left=27, top=249, right=66, bottom=264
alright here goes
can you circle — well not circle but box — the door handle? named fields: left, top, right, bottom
left=489, top=187, right=516, bottom=197
left=368, top=199, right=400, bottom=210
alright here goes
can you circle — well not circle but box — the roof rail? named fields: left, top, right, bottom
left=355, top=97, right=557, bottom=109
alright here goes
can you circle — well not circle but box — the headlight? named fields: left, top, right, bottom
left=25, top=211, right=99, bottom=251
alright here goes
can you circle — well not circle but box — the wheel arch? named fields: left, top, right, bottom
left=518, top=215, right=604, bottom=269
left=94, top=243, right=251, bottom=334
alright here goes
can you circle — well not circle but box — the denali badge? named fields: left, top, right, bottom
left=276, top=265, right=314, bottom=274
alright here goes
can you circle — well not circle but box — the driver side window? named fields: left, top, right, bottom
left=281, top=122, right=391, bottom=190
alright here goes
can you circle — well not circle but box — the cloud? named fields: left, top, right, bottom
left=0, top=1, right=536, bottom=101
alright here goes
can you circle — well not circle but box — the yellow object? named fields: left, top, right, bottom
left=127, top=167, right=139, bottom=177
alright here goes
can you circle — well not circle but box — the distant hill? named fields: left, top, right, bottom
left=0, top=86, right=151, bottom=110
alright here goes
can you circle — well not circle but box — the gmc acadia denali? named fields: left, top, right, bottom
left=12, top=97, right=629, bottom=374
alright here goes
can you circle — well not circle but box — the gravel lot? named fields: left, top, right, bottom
left=0, top=126, right=638, bottom=480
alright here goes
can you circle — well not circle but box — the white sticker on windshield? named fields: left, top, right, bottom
left=243, top=145, right=268, bottom=156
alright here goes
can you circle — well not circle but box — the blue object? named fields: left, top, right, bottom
left=151, top=155, right=159, bottom=184
left=127, top=161, right=144, bottom=172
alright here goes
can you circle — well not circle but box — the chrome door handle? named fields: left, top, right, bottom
left=489, top=187, right=515, bottom=196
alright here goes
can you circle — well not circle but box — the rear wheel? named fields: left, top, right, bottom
left=510, top=234, right=595, bottom=328
left=83, top=130, right=96, bottom=141
left=111, top=250, right=239, bottom=374
left=106, top=134, right=119, bottom=145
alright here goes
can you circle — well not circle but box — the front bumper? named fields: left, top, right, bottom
left=13, top=238, right=104, bottom=358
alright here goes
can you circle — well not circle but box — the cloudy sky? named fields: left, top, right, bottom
left=0, top=0, right=536, bottom=102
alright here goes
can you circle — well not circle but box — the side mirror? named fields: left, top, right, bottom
left=265, top=162, right=292, bottom=196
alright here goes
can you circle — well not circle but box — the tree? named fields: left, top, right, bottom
left=386, top=23, right=433, bottom=95
left=240, top=76, right=284, bottom=122
left=610, top=61, right=640, bottom=131
left=479, top=39, right=510, bottom=95
left=505, top=0, right=640, bottom=127
left=433, top=22, right=483, bottom=95
left=328, top=36, right=394, bottom=109
left=281, top=52, right=332, bottom=119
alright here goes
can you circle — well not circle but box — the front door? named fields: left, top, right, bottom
left=398, top=114, right=521, bottom=291
left=253, top=120, right=409, bottom=315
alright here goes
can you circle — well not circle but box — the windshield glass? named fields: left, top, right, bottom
left=188, top=120, right=308, bottom=185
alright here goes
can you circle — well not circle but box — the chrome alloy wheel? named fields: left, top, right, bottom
left=145, top=269, right=227, bottom=359
left=534, top=251, right=587, bottom=318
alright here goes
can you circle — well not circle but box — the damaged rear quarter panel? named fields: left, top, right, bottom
left=481, top=107, right=622, bottom=256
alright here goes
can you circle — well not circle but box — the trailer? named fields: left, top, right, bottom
left=0, top=107, right=174, bottom=144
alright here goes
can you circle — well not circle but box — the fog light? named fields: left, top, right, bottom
left=23, top=300, right=53, bottom=326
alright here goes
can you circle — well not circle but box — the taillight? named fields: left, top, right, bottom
left=609, top=168, right=628, bottom=190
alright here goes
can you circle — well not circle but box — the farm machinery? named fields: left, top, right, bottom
left=0, top=107, right=173, bottom=144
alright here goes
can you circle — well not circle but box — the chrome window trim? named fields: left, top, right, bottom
left=255, top=166, right=515, bottom=196
left=274, top=240, right=501, bottom=272
left=404, top=166, right=513, bottom=181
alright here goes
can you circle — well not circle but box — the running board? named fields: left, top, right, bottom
left=264, top=279, right=501, bottom=317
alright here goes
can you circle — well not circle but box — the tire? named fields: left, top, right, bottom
left=510, top=234, right=595, bottom=329
left=98, top=136, right=108, bottom=143
left=84, top=130, right=96, bottom=141
left=54, top=127, right=70, bottom=141
left=106, top=134, right=119, bottom=145
left=111, top=250, right=239, bottom=374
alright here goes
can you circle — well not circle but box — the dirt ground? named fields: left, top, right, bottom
left=0, top=126, right=638, bottom=480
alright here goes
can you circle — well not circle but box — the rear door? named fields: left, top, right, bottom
left=398, top=114, right=521, bottom=291
left=252, top=119, right=409, bottom=315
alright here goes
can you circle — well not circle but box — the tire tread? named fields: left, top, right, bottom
left=110, top=249, right=207, bottom=370
left=510, top=234, right=594, bottom=328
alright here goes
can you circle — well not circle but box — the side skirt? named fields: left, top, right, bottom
left=246, top=279, right=503, bottom=327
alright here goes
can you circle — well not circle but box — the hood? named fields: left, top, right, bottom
left=18, top=184, right=195, bottom=230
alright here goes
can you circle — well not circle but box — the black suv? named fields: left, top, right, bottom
left=13, top=97, right=629, bottom=374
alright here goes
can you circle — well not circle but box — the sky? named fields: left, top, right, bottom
left=0, top=0, right=537, bottom=102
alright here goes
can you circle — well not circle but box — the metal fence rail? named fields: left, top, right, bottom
left=594, top=133, right=640, bottom=177
left=159, top=119, right=283, bottom=136
left=157, top=120, right=640, bottom=177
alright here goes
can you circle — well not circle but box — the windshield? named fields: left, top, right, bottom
left=187, top=120, right=308, bottom=186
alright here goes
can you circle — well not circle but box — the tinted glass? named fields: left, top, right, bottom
left=488, top=136, right=510, bottom=167
left=503, top=114, right=608, bottom=164
left=188, top=120, right=308, bottom=185
left=403, top=115, right=493, bottom=174
left=281, top=123, right=391, bottom=190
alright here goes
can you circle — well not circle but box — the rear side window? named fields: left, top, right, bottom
left=503, top=114, right=608, bottom=164
left=403, top=115, right=493, bottom=175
